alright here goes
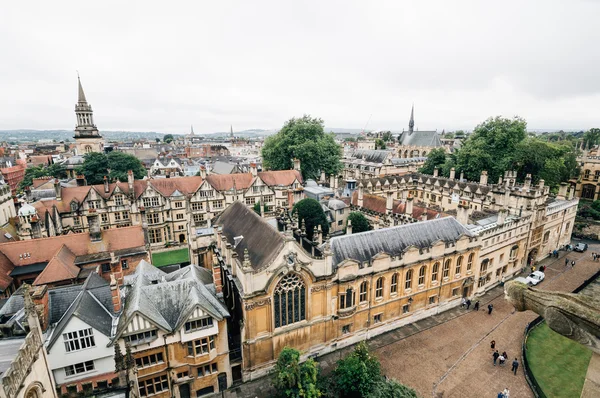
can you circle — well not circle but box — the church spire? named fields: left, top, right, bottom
left=230, top=125, right=234, bottom=138
left=77, top=74, right=87, bottom=103
left=190, top=125, right=195, bottom=135
left=408, top=104, right=415, bottom=134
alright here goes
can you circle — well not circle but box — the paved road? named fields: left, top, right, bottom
left=375, top=246, right=600, bottom=398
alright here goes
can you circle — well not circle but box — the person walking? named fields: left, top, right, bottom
left=512, top=358, right=519, bottom=375
left=571, top=260, right=575, bottom=268
left=488, top=303, right=494, bottom=315
left=493, top=350, right=500, bottom=366
left=490, top=340, right=496, bottom=350
left=593, top=253, right=597, bottom=261
left=504, top=388, right=510, bottom=398
left=474, top=301, right=480, bottom=311
left=497, top=392, right=504, bottom=398
left=565, top=257, right=569, bottom=267
left=499, top=354, right=505, bottom=366
left=466, top=299, right=471, bottom=310
left=502, top=351, right=508, bottom=360
left=461, top=297, right=466, bottom=308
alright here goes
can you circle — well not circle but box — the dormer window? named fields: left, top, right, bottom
left=115, top=195, right=124, bottom=206
left=70, top=201, right=78, bottom=213
left=184, top=317, right=214, bottom=333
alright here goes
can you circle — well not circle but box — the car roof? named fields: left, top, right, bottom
left=531, top=271, right=544, bottom=276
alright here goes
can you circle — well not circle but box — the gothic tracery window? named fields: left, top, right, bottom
left=273, top=273, right=306, bottom=328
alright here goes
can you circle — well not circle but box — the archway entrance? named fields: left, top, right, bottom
left=528, top=249, right=538, bottom=267
left=179, top=234, right=186, bottom=243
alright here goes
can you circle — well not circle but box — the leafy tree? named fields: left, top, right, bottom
left=453, top=116, right=527, bottom=182
left=347, top=212, right=370, bottom=233
left=334, top=342, right=382, bottom=398
left=367, top=379, right=419, bottom=398
left=163, top=134, right=174, bottom=143
left=375, top=139, right=386, bottom=150
left=107, top=151, right=147, bottom=182
left=583, top=128, right=600, bottom=146
left=272, top=347, right=321, bottom=398
left=292, top=198, right=329, bottom=240
left=253, top=201, right=267, bottom=215
left=19, top=163, right=67, bottom=191
left=262, top=115, right=342, bottom=180
left=344, top=137, right=357, bottom=143
left=78, top=152, right=146, bottom=185
left=155, top=138, right=161, bottom=143
left=454, top=130, right=465, bottom=138
left=419, top=148, right=447, bottom=175
left=381, top=131, right=393, bottom=142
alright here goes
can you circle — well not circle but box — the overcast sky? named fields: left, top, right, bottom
left=1, top=1, right=599, bottom=134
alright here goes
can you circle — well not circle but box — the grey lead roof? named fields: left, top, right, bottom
left=116, top=260, right=229, bottom=340
left=329, top=217, right=475, bottom=267
left=398, top=131, right=442, bottom=147
left=350, top=149, right=393, bottom=163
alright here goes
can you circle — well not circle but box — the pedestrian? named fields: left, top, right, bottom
left=466, top=299, right=471, bottom=310
left=565, top=257, right=569, bottom=266
left=493, top=350, right=499, bottom=366
left=512, top=358, right=519, bottom=375
left=540, top=265, right=546, bottom=273
left=502, top=351, right=507, bottom=359
left=491, top=340, right=496, bottom=350
left=488, top=303, right=494, bottom=315
left=461, top=297, right=466, bottom=308
left=474, top=301, right=480, bottom=311
left=571, top=260, right=575, bottom=268
left=499, top=354, right=505, bottom=366
left=593, top=253, right=596, bottom=261
left=504, top=388, right=510, bottom=398
left=497, top=392, right=504, bottom=398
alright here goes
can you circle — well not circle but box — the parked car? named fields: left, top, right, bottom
left=526, top=271, right=545, bottom=286
left=574, top=243, right=588, bottom=252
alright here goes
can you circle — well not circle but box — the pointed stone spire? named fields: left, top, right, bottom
left=230, top=125, right=234, bottom=138
left=78, top=74, right=87, bottom=103
left=408, top=104, right=415, bottom=134
left=190, top=125, right=195, bottom=135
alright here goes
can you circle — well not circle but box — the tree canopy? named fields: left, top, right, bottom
left=347, top=212, right=370, bottom=234
left=293, top=198, right=329, bottom=240
left=77, top=152, right=146, bottom=185
left=272, top=347, right=321, bottom=398
left=375, top=139, right=386, bottom=150
left=262, top=115, right=342, bottom=180
left=18, top=162, right=67, bottom=191
left=163, top=134, right=174, bottom=143
left=334, top=342, right=382, bottom=398
left=419, top=148, right=447, bottom=175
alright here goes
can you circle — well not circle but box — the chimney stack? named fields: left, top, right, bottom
left=200, top=166, right=207, bottom=179
left=292, top=158, right=301, bottom=172
left=538, top=179, right=545, bottom=191
left=127, top=170, right=134, bottom=193
left=320, top=171, right=326, bottom=183
left=433, top=167, right=439, bottom=177
left=249, top=163, right=257, bottom=177
left=421, top=212, right=428, bottom=221
left=568, top=185, right=574, bottom=200
left=358, top=183, right=364, bottom=207
left=54, top=178, right=62, bottom=201
left=480, top=171, right=488, bottom=186
left=31, top=285, right=49, bottom=331
left=386, top=191, right=393, bottom=214
left=456, top=201, right=469, bottom=225
left=459, top=171, right=464, bottom=182
left=449, top=167, right=456, bottom=180
left=346, top=219, right=352, bottom=235
left=104, top=176, right=109, bottom=193
left=89, top=215, right=101, bottom=242
left=497, top=208, right=507, bottom=225
left=110, top=274, right=122, bottom=313
left=557, top=182, right=568, bottom=200
left=524, top=174, right=532, bottom=191
left=405, top=195, right=414, bottom=217
left=212, top=262, right=223, bottom=294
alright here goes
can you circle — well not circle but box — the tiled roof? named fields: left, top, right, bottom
left=33, top=245, right=79, bottom=286
left=214, top=201, right=284, bottom=271
left=0, top=252, right=14, bottom=291
left=329, top=217, right=475, bottom=267
left=205, top=173, right=254, bottom=191
left=258, top=169, right=303, bottom=186
left=350, top=192, right=447, bottom=220
left=32, top=177, right=55, bottom=189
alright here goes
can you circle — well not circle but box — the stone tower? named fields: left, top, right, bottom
left=73, top=76, right=105, bottom=155
left=408, top=104, right=415, bottom=134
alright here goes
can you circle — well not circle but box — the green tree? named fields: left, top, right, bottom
left=292, top=198, right=329, bottom=240
left=163, top=134, right=174, bottom=143
left=347, top=212, right=370, bottom=233
left=375, top=139, right=386, bottom=150
left=583, top=128, right=600, bottom=146
left=107, top=151, right=146, bottom=182
left=155, top=138, right=161, bottom=143
left=272, top=347, right=321, bottom=398
left=77, top=152, right=108, bottom=185
left=453, top=130, right=465, bottom=138
left=381, top=131, right=393, bottom=142
left=419, top=148, right=447, bottom=175
left=367, top=379, right=419, bottom=398
left=334, top=342, right=382, bottom=398
left=452, top=116, right=527, bottom=182
left=262, top=115, right=342, bottom=180
left=18, top=162, right=67, bottom=191
left=253, top=201, right=267, bottom=215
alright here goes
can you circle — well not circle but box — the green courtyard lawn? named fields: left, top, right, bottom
left=526, top=322, right=592, bottom=398
left=151, top=248, right=190, bottom=267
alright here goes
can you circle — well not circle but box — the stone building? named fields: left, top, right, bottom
left=396, top=106, right=443, bottom=158
left=0, top=182, right=16, bottom=226
left=341, top=148, right=425, bottom=180
left=570, top=146, right=600, bottom=200
left=212, top=202, right=480, bottom=381
left=73, top=77, right=105, bottom=156
left=113, top=260, right=231, bottom=397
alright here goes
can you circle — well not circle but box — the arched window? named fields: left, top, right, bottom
left=24, top=383, right=43, bottom=398
left=467, top=253, right=474, bottom=272
left=595, top=170, right=600, bottom=181
left=564, top=223, right=571, bottom=234
left=375, top=277, right=384, bottom=298
left=273, top=273, right=306, bottom=328
left=390, top=273, right=398, bottom=294
left=480, top=259, right=489, bottom=273
left=85, top=145, right=93, bottom=154
left=584, top=169, right=591, bottom=179
left=510, top=245, right=519, bottom=260
left=455, top=256, right=463, bottom=275
left=431, top=262, right=439, bottom=282
left=405, top=270, right=413, bottom=290
left=543, top=231, right=550, bottom=245
left=339, top=288, right=354, bottom=309
left=443, top=260, right=451, bottom=279
left=418, top=266, right=426, bottom=285
left=359, top=281, right=368, bottom=303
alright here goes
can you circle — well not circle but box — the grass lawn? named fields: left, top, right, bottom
left=526, top=322, right=592, bottom=398
left=152, top=248, right=190, bottom=267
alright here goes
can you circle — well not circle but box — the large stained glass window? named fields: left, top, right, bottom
left=274, top=273, right=306, bottom=328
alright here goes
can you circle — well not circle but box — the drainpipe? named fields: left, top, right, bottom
left=164, top=335, right=173, bottom=397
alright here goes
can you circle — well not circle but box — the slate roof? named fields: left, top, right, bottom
left=116, top=260, right=229, bottom=340
left=329, top=217, right=475, bottom=267
left=398, top=131, right=442, bottom=147
left=350, top=149, right=393, bottom=164
left=46, top=272, right=115, bottom=352
left=211, top=161, right=240, bottom=175
left=214, top=201, right=285, bottom=271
